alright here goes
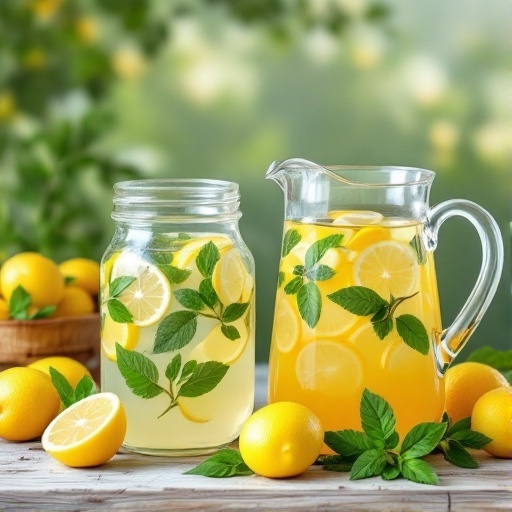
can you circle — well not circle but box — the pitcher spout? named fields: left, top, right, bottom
left=265, top=158, right=331, bottom=192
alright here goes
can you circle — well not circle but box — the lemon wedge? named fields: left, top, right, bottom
left=212, top=249, right=246, bottom=305
left=101, top=311, right=140, bottom=361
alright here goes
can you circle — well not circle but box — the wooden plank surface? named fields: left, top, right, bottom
left=1, top=366, right=511, bottom=511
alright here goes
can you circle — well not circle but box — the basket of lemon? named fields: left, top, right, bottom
left=0, top=253, right=100, bottom=375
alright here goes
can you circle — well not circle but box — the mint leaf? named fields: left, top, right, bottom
left=400, top=458, right=439, bottom=485
left=401, top=422, right=447, bottom=459
left=49, top=367, right=75, bottom=408
left=178, top=360, right=198, bottom=384
left=466, top=346, right=512, bottom=371
left=166, top=353, right=182, bottom=383
left=324, top=430, right=375, bottom=461
left=178, top=361, right=229, bottom=398
left=305, top=234, right=343, bottom=269
left=282, top=229, right=301, bottom=257
left=449, top=429, right=492, bottom=449
left=8, top=285, right=31, bottom=319
left=30, top=305, right=56, bottom=319
left=160, top=265, right=192, bottom=285
left=109, top=276, right=136, bottom=298
left=196, top=241, right=220, bottom=278
left=396, top=314, right=429, bottom=355
left=410, top=235, right=427, bottom=265
left=446, top=416, right=470, bottom=436
left=372, top=317, right=393, bottom=340
left=154, top=311, right=198, bottom=354
left=222, top=303, right=249, bottom=323
left=297, top=281, right=321, bottom=328
left=328, top=286, right=387, bottom=316
left=107, top=298, right=133, bottom=323
left=350, top=449, right=388, bottom=480
left=381, top=464, right=401, bottom=480
left=360, top=389, right=396, bottom=448
left=221, top=324, right=241, bottom=340
left=293, top=265, right=305, bottom=276
left=199, top=278, right=219, bottom=309
left=185, top=449, right=253, bottom=478
left=306, top=264, right=336, bottom=282
left=174, top=289, right=205, bottom=311
left=116, top=344, right=164, bottom=399
left=284, top=276, right=303, bottom=295
left=385, top=431, right=400, bottom=450
left=74, top=375, right=97, bottom=402
left=278, top=271, right=285, bottom=287
left=441, top=441, right=479, bottom=469
left=144, top=251, right=173, bottom=266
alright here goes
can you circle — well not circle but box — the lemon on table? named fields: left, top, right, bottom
left=101, top=312, right=140, bottom=361
left=471, top=387, right=512, bottom=458
left=110, top=252, right=171, bottom=327
left=52, top=286, right=95, bottom=317
left=354, top=240, right=418, bottom=299
left=212, top=249, right=246, bottom=305
left=273, top=297, right=301, bottom=353
left=42, top=392, right=127, bottom=467
left=239, top=401, right=324, bottom=478
left=28, top=356, right=92, bottom=389
left=59, top=258, right=100, bottom=296
left=0, top=367, right=60, bottom=441
left=444, top=362, right=509, bottom=423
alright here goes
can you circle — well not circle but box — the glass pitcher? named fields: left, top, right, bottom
left=266, top=158, right=503, bottom=441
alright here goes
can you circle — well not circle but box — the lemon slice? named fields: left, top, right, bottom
left=173, top=236, right=233, bottom=269
left=332, top=210, right=384, bottom=226
left=273, top=297, right=301, bottom=353
left=212, top=249, right=246, bottom=305
left=354, top=240, right=418, bottom=299
left=295, top=341, right=364, bottom=396
left=309, top=293, right=358, bottom=338
left=345, top=226, right=391, bottom=252
left=177, top=399, right=211, bottom=423
left=42, top=392, right=127, bottom=467
left=240, top=271, right=254, bottom=303
left=110, top=252, right=171, bottom=327
left=101, top=312, right=140, bottom=361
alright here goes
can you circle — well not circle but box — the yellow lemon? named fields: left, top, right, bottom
left=239, top=402, right=324, bottom=478
left=444, top=362, right=509, bottom=423
left=0, top=252, right=65, bottom=307
left=59, top=258, right=100, bottom=296
left=273, top=297, right=301, bottom=353
left=52, top=286, right=95, bottom=318
left=0, top=367, right=60, bottom=441
left=471, top=387, right=512, bottom=459
left=0, top=297, right=8, bottom=320
left=212, top=249, right=246, bottom=306
left=28, top=356, right=91, bottom=389
left=101, top=251, right=120, bottom=289
left=42, top=392, right=127, bottom=467
left=332, top=210, right=384, bottom=226
left=101, top=311, right=140, bottom=361
left=345, top=226, right=391, bottom=252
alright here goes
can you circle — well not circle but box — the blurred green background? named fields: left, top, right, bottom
left=0, top=0, right=510, bottom=362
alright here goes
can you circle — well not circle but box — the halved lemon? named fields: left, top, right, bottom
left=212, top=249, right=246, bottom=305
left=110, top=252, right=171, bottom=327
left=42, top=392, right=127, bottom=467
left=173, top=236, right=233, bottom=269
left=295, top=340, right=364, bottom=396
left=101, top=311, right=140, bottom=361
left=354, top=240, right=418, bottom=299
left=332, top=210, right=384, bottom=226
left=273, top=297, right=301, bottom=353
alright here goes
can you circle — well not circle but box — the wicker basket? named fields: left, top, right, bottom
left=0, top=314, right=100, bottom=379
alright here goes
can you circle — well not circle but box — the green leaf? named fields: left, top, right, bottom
left=196, top=241, right=220, bottom=278
left=449, top=429, right=492, bottom=449
left=222, top=303, right=249, bottom=323
left=360, top=389, right=396, bottom=448
left=199, top=278, right=219, bottom=309
left=284, top=276, right=303, bottom=295
left=305, top=234, right=343, bottom=269
left=107, top=298, right=133, bottom=323
left=410, top=235, right=427, bottom=265
left=8, top=285, right=31, bottom=319
left=64, top=276, right=76, bottom=285
left=109, top=276, right=136, bottom=298
left=324, top=430, right=375, bottom=460
left=293, top=265, right=305, bottom=276
left=396, top=314, right=430, bottom=355
left=372, top=317, right=393, bottom=340
left=165, top=353, right=182, bottom=383
left=385, top=431, right=400, bottom=450
left=306, top=264, right=336, bottom=282
left=116, top=344, right=164, bottom=399
left=174, top=289, right=206, bottom=311
left=74, top=375, right=97, bottom=402
left=466, top=346, right=512, bottom=371
left=442, top=441, right=479, bottom=469
left=381, top=464, right=401, bottom=480
left=278, top=271, right=285, bottom=287
left=322, top=462, right=354, bottom=472
left=328, top=286, right=387, bottom=316
left=315, top=454, right=350, bottom=466
left=160, top=265, right=192, bottom=285
left=49, top=367, right=75, bottom=409
left=185, top=449, right=253, bottom=478
left=144, top=251, right=173, bottom=266
left=401, top=422, right=447, bottom=459
left=30, top=305, right=57, bottom=319
left=178, top=361, right=229, bottom=398
left=178, top=360, right=198, bottom=384
left=400, top=458, right=439, bottom=485
left=153, top=311, right=198, bottom=354
left=297, top=281, right=321, bottom=328
left=350, top=449, right=388, bottom=480
left=446, top=416, right=470, bottom=437
left=221, top=325, right=241, bottom=340
left=282, top=229, right=301, bottom=257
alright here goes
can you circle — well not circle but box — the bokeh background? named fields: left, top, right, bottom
left=1, top=0, right=510, bottom=362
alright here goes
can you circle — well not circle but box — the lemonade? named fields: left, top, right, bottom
left=268, top=213, right=444, bottom=443
left=101, top=232, right=255, bottom=455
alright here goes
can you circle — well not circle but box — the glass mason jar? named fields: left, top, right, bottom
left=100, top=179, right=255, bottom=456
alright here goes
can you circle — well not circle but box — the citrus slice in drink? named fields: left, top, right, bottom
left=345, top=226, right=390, bottom=252
left=212, top=249, right=246, bottom=305
left=241, top=271, right=254, bottom=303
left=295, top=340, right=364, bottom=397
left=110, top=252, right=171, bottom=327
left=173, top=236, right=233, bottom=269
left=101, top=311, right=140, bottom=361
left=101, top=251, right=120, bottom=288
left=42, top=392, right=127, bottom=468
left=354, top=240, right=418, bottom=298
left=177, top=399, right=211, bottom=423
left=274, top=297, right=301, bottom=353
left=310, top=293, right=358, bottom=338
left=332, top=210, right=383, bottom=226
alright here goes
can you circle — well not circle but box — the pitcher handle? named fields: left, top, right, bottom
left=426, top=199, right=504, bottom=372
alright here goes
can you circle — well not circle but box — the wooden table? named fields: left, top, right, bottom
left=1, top=367, right=511, bottom=511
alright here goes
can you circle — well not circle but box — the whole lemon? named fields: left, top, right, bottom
left=28, top=356, right=92, bottom=389
left=444, top=362, right=509, bottom=423
left=0, top=367, right=60, bottom=441
left=59, top=258, right=100, bottom=296
left=471, top=387, right=512, bottom=458
left=239, top=402, right=324, bottom=478
left=52, top=286, right=95, bottom=318
left=0, top=252, right=65, bottom=308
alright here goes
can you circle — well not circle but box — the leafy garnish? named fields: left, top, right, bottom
left=49, top=367, right=97, bottom=408
left=185, top=449, right=253, bottom=478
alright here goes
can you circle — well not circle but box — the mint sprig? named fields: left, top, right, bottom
left=49, top=367, right=97, bottom=408
left=185, top=448, right=254, bottom=478
left=282, top=228, right=301, bottom=257
left=8, top=285, right=56, bottom=320
left=104, top=276, right=135, bottom=323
